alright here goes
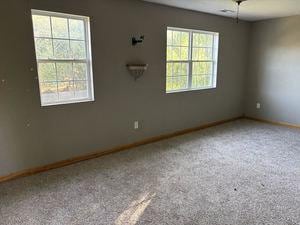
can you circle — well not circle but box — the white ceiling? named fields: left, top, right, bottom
left=143, top=0, right=300, bottom=21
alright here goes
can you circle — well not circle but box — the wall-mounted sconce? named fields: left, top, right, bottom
left=132, top=35, right=144, bottom=46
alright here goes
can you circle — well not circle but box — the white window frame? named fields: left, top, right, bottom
left=166, top=27, right=219, bottom=93
left=31, top=9, right=94, bottom=106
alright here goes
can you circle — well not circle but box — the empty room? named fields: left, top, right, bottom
left=0, top=0, right=299, bottom=224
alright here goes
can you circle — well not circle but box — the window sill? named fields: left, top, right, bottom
left=41, top=98, right=95, bottom=107
left=166, top=86, right=216, bottom=94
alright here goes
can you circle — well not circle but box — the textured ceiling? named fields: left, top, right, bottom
left=143, top=0, right=300, bottom=21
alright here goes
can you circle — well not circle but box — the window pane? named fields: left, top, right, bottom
left=193, top=33, right=213, bottom=47
left=38, top=63, right=56, bottom=81
left=57, top=63, right=73, bottom=81
left=172, top=31, right=181, bottom=46
left=167, top=63, right=189, bottom=78
left=172, top=63, right=181, bottom=76
left=192, top=48, right=213, bottom=61
left=181, top=63, right=189, bottom=75
left=74, top=81, right=88, bottom=98
left=180, top=47, right=188, bottom=60
left=181, top=32, right=189, bottom=46
left=166, top=76, right=188, bottom=91
left=35, top=38, right=53, bottom=59
left=40, top=82, right=58, bottom=103
left=69, top=19, right=85, bottom=40
left=51, top=17, right=69, bottom=39
left=192, top=75, right=212, bottom=88
left=171, top=47, right=180, bottom=60
left=167, top=30, right=172, bottom=46
left=167, top=46, right=188, bottom=61
left=166, top=47, right=172, bottom=61
left=192, top=62, right=213, bottom=75
left=58, top=81, right=74, bottom=100
left=73, top=63, right=87, bottom=80
left=168, top=30, right=190, bottom=47
left=53, top=40, right=71, bottom=59
left=32, top=15, right=51, bottom=37
left=172, top=63, right=188, bottom=76
left=70, top=41, right=86, bottom=59
left=166, top=63, right=172, bottom=77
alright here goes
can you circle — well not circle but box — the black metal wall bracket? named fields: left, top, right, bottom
left=132, top=36, right=144, bottom=46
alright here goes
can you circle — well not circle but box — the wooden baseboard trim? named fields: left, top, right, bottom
left=245, top=116, right=300, bottom=129
left=0, top=116, right=242, bottom=184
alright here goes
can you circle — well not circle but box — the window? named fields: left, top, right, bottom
left=166, top=27, right=219, bottom=93
left=31, top=10, right=94, bottom=106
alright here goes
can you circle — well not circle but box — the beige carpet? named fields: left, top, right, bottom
left=0, top=119, right=299, bottom=225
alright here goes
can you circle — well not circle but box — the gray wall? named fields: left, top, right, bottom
left=0, top=0, right=251, bottom=177
left=246, top=16, right=300, bottom=124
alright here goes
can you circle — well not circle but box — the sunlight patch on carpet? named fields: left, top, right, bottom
left=115, top=192, right=156, bottom=225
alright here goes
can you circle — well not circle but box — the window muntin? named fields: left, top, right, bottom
left=166, top=27, right=219, bottom=93
left=31, top=10, right=94, bottom=106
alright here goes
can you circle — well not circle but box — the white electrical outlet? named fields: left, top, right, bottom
left=256, top=102, right=261, bottom=109
left=134, top=121, right=139, bottom=130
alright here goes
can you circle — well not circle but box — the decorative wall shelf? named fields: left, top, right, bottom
left=126, top=64, right=148, bottom=80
